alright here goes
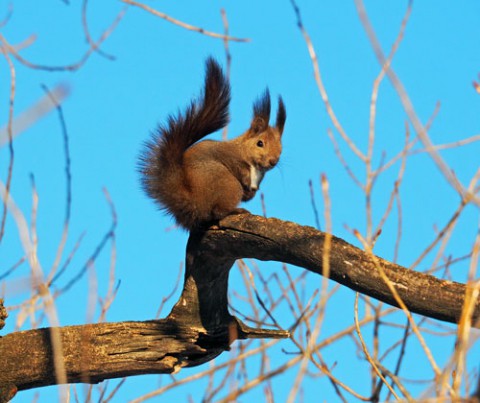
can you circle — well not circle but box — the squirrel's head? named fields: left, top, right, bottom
left=242, top=89, right=286, bottom=170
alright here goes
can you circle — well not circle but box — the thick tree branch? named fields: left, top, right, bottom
left=1, top=214, right=477, bottom=398
left=214, top=214, right=479, bottom=325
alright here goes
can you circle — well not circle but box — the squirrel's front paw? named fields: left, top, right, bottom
left=242, top=188, right=257, bottom=202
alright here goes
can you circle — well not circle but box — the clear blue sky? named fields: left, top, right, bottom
left=1, top=0, right=479, bottom=401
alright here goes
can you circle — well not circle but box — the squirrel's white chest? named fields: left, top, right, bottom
left=249, top=165, right=265, bottom=191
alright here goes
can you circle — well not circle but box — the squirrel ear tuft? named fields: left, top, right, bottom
left=251, top=117, right=268, bottom=134
left=251, top=89, right=271, bottom=133
left=276, top=96, right=286, bottom=135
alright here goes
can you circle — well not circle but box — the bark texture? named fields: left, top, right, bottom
left=1, top=214, right=478, bottom=399
left=215, top=214, right=479, bottom=325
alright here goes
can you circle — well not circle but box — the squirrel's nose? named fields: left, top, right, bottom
left=268, top=157, right=279, bottom=167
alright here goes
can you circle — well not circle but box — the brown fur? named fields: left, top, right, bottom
left=139, top=58, right=286, bottom=230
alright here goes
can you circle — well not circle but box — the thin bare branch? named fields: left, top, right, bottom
left=0, top=44, right=16, bottom=245
left=81, top=0, right=116, bottom=61
left=355, top=0, right=480, bottom=207
left=289, top=0, right=365, bottom=161
left=354, top=293, right=400, bottom=399
left=122, top=0, right=249, bottom=43
left=0, top=6, right=126, bottom=72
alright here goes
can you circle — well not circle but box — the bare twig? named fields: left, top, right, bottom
left=0, top=179, right=68, bottom=397
left=354, top=293, right=400, bottom=399
left=97, top=189, right=119, bottom=323
left=353, top=230, right=442, bottom=379
left=0, top=44, right=16, bottom=245
left=365, top=0, right=412, bottom=243
left=308, top=179, right=321, bottom=230
left=221, top=8, right=232, bottom=140
left=0, top=2, right=13, bottom=28
left=289, top=0, right=365, bottom=161
left=410, top=199, right=467, bottom=271
left=57, top=189, right=117, bottom=294
left=287, top=174, right=332, bottom=402
left=81, top=0, right=117, bottom=61
left=355, top=0, right=480, bottom=207
left=122, top=0, right=249, bottom=43
left=0, top=6, right=126, bottom=72
left=0, top=257, right=26, bottom=281
left=155, top=263, right=183, bottom=319
left=39, top=84, right=73, bottom=285
left=0, top=84, right=70, bottom=147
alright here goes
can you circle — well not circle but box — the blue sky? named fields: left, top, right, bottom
left=1, top=0, right=480, bottom=401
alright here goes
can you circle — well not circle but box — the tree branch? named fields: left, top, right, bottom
left=214, top=214, right=479, bottom=325
left=1, top=214, right=477, bottom=397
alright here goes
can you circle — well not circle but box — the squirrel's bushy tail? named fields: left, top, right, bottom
left=139, top=58, right=230, bottom=226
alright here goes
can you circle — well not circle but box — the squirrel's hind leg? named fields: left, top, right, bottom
left=209, top=177, right=244, bottom=221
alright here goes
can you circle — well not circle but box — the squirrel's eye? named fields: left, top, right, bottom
left=257, top=140, right=264, bottom=147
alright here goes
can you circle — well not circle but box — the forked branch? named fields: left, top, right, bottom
left=0, top=214, right=477, bottom=398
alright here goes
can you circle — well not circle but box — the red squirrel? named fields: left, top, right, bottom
left=139, top=58, right=286, bottom=230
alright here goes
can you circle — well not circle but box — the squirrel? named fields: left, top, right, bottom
left=139, top=57, right=286, bottom=230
